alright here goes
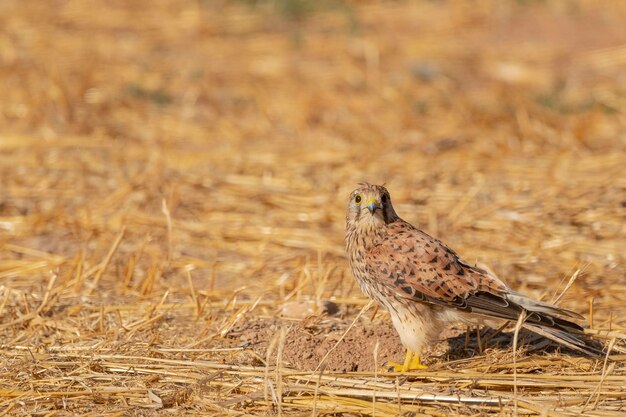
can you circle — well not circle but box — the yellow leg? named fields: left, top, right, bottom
left=408, top=353, right=428, bottom=370
left=386, top=350, right=428, bottom=372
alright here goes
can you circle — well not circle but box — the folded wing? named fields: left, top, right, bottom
left=365, top=221, right=599, bottom=355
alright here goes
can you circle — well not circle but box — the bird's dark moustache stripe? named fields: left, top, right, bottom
left=382, top=201, right=396, bottom=224
left=382, top=205, right=389, bottom=224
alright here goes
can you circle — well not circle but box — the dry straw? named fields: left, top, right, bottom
left=1, top=1, right=626, bottom=415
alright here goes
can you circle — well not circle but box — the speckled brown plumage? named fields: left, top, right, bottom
left=345, top=183, right=598, bottom=365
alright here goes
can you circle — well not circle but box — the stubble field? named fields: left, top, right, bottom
left=1, top=1, right=626, bottom=415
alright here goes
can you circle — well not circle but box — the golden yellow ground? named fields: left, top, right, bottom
left=1, top=1, right=625, bottom=415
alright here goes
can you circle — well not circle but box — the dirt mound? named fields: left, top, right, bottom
left=230, top=318, right=406, bottom=372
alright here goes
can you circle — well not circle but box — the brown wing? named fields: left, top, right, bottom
left=365, top=221, right=583, bottom=328
left=365, top=221, right=600, bottom=355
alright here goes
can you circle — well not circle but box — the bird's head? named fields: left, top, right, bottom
left=346, top=183, right=399, bottom=229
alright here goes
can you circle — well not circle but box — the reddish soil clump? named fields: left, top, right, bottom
left=230, top=318, right=406, bottom=372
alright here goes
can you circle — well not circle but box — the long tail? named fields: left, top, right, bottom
left=509, top=293, right=603, bottom=356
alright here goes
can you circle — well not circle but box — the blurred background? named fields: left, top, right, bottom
left=2, top=0, right=624, bottom=295
left=0, top=0, right=625, bottom=413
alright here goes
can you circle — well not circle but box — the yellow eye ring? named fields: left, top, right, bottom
left=355, top=194, right=362, bottom=204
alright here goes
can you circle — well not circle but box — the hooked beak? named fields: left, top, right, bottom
left=366, top=198, right=382, bottom=214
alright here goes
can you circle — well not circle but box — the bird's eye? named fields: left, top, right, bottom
left=354, top=195, right=362, bottom=204
left=381, top=194, right=388, bottom=203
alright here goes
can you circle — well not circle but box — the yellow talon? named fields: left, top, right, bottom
left=386, top=350, right=428, bottom=372
left=409, top=353, right=428, bottom=370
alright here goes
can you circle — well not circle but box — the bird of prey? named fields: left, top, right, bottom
left=345, top=183, right=597, bottom=371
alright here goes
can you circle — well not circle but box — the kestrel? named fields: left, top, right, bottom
left=345, top=183, right=597, bottom=371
